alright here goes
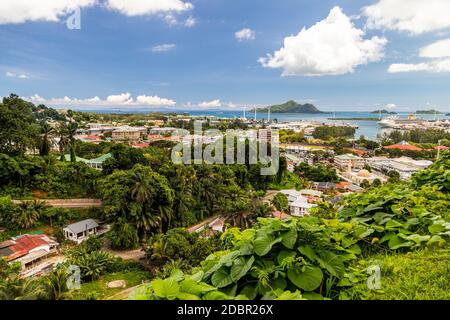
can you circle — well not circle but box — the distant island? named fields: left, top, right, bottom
left=416, top=109, right=443, bottom=114
left=254, top=100, right=327, bottom=114
left=371, top=109, right=397, bottom=115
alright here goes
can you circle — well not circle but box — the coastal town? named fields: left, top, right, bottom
left=1, top=100, right=449, bottom=293
left=1, top=0, right=450, bottom=307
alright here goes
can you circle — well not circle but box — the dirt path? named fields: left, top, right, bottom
left=103, top=247, right=145, bottom=262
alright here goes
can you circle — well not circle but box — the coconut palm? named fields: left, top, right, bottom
left=39, top=121, right=54, bottom=156
left=13, top=201, right=46, bottom=229
left=0, top=277, right=47, bottom=300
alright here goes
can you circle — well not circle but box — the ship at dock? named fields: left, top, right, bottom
left=378, top=114, right=450, bottom=131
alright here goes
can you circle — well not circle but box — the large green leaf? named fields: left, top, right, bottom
left=298, top=245, right=317, bottom=261
left=180, top=279, right=216, bottom=296
left=287, top=265, right=323, bottom=291
left=316, top=251, right=345, bottom=277
left=211, top=267, right=233, bottom=288
left=230, top=256, right=255, bottom=282
left=281, top=228, right=297, bottom=249
left=388, top=235, right=414, bottom=250
left=152, top=278, right=180, bottom=300
left=253, top=234, right=282, bottom=256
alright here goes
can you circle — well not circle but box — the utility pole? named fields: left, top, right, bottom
left=268, top=106, right=271, bottom=123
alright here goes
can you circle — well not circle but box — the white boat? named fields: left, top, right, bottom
left=378, top=116, right=399, bottom=128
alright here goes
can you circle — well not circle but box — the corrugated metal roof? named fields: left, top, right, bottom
left=65, top=219, right=99, bottom=234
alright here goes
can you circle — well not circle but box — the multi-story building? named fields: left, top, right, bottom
left=334, top=154, right=365, bottom=172
left=112, top=127, right=142, bottom=142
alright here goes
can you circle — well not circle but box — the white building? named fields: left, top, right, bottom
left=63, top=219, right=100, bottom=244
left=290, top=198, right=317, bottom=217
left=334, top=154, right=365, bottom=171
left=365, top=156, right=433, bottom=180
left=279, top=190, right=317, bottom=217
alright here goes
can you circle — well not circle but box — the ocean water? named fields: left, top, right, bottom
left=191, top=111, right=450, bottom=140
left=79, top=108, right=450, bottom=140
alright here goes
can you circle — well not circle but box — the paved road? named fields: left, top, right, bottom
left=12, top=199, right=103, bottom=209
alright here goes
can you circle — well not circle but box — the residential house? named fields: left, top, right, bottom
left=63, top=153, right=112, bottom=170
left=315, top=182, right=337, bottom=192
left=63, top=219, right=99, bottom=244
left=0, top=234, right=59, bottom=273
left=384, top=141, right=423, bottom=151
left=279, top=190, right=317, bottom=217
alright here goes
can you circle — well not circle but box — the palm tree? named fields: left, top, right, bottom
left=56, top=123, right=69, bottom=161
left=44, top=267, right=71, bottom=300
left=0, top=277, right=47, bottom=300
left=13, top=201, right=45, bottom=229
left=39, top=121, right=54, bottom=156
left=66, top=122, right=79, bottom=162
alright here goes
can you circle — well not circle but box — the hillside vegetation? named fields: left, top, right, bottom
left=131, top=153, right=450, bottom=300
left=255, top=101, right=326, bottom=114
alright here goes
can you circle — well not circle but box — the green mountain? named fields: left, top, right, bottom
left=254, top=100, right=326, bottom=114
left=371, top=109, right=397, bottom=115
left=416, top=109, right=443, bottom=114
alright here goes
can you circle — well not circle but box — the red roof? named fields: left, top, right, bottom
left=435, top=145, right=449, bottom=151
left=272, top=211, right=290, bottom=220
left=131, top=143, right=149, bottom=148
left=384, top=142, right=422, bottom=151
left=0, top=234, right=55, bottom=261
left=336, top=182, right=352, bottom=189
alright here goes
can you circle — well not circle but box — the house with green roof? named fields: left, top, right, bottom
left=63, top=153, right=112, bottom=170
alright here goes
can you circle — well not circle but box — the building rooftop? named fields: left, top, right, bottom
left=335, top=154, right=363, bottom=160
left=0, top=234, right=57, bottom=262
left=384, top=141, right=423, bottom=151
left=65, top=219, right=99, bottom=234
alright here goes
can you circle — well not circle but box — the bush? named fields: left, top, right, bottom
left=108, top=221, right=140, bottom=250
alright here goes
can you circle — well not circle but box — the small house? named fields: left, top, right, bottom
left=63, top=219, right=100, bottom=244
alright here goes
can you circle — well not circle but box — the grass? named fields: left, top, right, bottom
left=344, top=247, right=450, bottom=300
left=71, top=270, right=151, bottom=300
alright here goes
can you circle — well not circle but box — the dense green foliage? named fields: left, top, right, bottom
left=295, top=162, right=339, bottom=183
left=312, top=126, right=356, bottom=140
left=383, top=129, right=450, bottom=145
left=133, top=153, right=450, bottom=300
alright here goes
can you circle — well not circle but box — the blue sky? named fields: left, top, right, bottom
left=1, top=0, right=450, bottom=112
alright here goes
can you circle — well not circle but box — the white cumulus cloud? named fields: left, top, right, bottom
left=389, top=39, right=450, bottom=73
left=151, top=44, right=176, bottom=52
left=235, top=28, right=256, bottom=42
left=419, top=39, right=450, bottom=58
left=259, top=7, right=387, bottom=76
left=106, top=92, right=134, bottom=104
left=0, top=0, right=96, bottom=24
left=198, top=99, right=222, bottom=108
left=363, top=0, right=450, bottom=35
left=184, top=16, right=196, bottom=28
left=136, top=95, right=176, bottom=106
left=106, top=0, right=193, bottom=16
left=5, top=71, right=29, bottom=79
left=26, top=93, right=177, bottom=107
